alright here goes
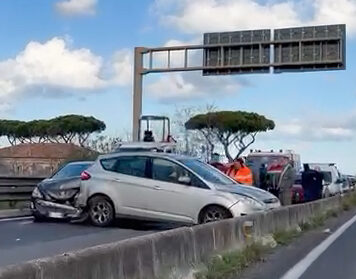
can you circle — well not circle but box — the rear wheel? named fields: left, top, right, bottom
left=88, top=196, right=114, bottom=227
left=199, top=206, right=232, bottom=224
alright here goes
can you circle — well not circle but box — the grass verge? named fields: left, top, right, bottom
left=341, top=193, right=356, bottom=211
left=194, top=243, right=268, bottom=279
left=194, top=193, right=356, bottom=279
left=273, top=229, right=301, bottom=246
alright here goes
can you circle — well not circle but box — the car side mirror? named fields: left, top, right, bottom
left=178, top=176, right=191, bottom=185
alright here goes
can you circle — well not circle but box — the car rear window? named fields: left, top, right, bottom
left=52, top=163, right=92, bottom=179
left=101, top=156, right=148, bottom=178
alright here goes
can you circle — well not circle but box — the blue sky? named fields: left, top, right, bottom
left=0, top=0, right=356, bottom=173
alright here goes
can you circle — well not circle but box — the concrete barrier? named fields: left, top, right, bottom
left=0, top=209, right=31, bottom=220
left=0, top=195, right=344, bottom=279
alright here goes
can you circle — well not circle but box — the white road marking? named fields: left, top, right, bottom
left=280, top=213, right=356, bottom=279
left=19, top=220, right=33, bottom=225
left=0, top=216, right=33, bottom=223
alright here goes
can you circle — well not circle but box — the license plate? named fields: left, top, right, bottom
left=48, top=212, right=64, bottom=218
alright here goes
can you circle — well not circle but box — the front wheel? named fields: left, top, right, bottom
left=33, top=211, right=47, bottom=222
left=199, top=206, right=231, bottom=224
left=88, top=196, right=114, bottom=227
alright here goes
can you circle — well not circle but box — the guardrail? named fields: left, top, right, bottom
left=0, top=177, right=44, bottom=210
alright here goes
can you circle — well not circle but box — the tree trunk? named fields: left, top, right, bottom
left=7, top=136, right=16, bottom=146
left=223, top=143, right=234, bottom=163
left=233, top=133, right=257, bottom=161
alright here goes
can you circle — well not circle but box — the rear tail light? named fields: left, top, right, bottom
left=80, top=171, right=91, bottom=181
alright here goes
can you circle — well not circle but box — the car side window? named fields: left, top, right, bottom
left=101, top=156, right=148, bottom=178
left=101, top=158, right=117, bottom=171
left=152, top=158, right=208, bottom=188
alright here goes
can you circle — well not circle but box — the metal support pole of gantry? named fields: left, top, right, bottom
left=132, top=47, right=146, bottom=141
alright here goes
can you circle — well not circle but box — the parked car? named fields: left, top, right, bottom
left=347, top=175, right=356, bottom=191
left=31, top=161, right=93, bottom=221
left=209, top=162, right=229, bottom=173
left=308, top=163, right=343, bottom=197
left=292, top=174, right=304, bottom=204
left=340, top=174, right=351, bottom=193
left=77, top=153, right=280, bottom=227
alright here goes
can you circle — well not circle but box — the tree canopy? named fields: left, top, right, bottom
left=185, top=111, right=275, bottom=162
left=0, top=115, right=106, bottom=146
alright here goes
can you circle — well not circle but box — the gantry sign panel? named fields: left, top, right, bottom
left=274, top=24, right=346, bottom=73
left=203, top=29, right=271, bottom=75
left=202, top=24, right=346, bottom=75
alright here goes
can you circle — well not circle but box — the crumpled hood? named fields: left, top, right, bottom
left=38, top=177, right=80, bottom=192
left=215, top=184, right=279, bottom=204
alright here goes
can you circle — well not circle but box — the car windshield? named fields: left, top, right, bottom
left=178, top=158, right=234, bottom=185
left=321, top=171, right=332, bottom=184
left=52, top=163, right=92, bottom=179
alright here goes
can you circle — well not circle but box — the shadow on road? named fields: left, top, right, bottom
left=55, top=217, right=184, bottom=231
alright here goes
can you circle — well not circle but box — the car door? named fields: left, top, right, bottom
left=100, top=155, right=155, bottom=216
left=147, top=157, right=212, bottom=223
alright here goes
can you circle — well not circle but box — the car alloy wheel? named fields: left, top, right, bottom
left=201, top=206, right=231, bottom=224
left=89, top=196, right=114, bottom=227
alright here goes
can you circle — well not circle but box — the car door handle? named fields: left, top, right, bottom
left=154, top=185, right=162, bottom=190
left=114, top=178, right=121, bottom=182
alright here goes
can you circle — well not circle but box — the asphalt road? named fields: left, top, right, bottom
left=298, top=214, right=356, bottom=279
left=240, top=209, right=356, bottom=279
left=0, top=217, right=173, bottom=268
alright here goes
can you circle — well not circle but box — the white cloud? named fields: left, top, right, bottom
left=147, top=73, right=195, bottom=100
left=0, top=37, right=134, bottom=110
left=56, top=0, right=97, bottom=16
left=153, top=0, right=356, bottom=35
left=147, top=72, right=241, bottom=102
left=111, top=49, right=133, bottom=87
left=0, top=37, right=105, bottom=98
left=265, top=113, right=356, bottom=142
left=312, top=0, right=356, bottom=33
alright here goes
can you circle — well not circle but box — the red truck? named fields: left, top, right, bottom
left=245, top=150, right=304, bottom=204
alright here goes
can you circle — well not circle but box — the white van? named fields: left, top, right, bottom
left=308, top=163, right=343, bottom=197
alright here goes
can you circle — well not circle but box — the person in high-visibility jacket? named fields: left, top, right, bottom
left=226, top=158, right=253, bottom=185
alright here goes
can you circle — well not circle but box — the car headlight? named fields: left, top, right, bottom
left=32, top=187, right=43, bottom=199
left=239, top=196, right=266, bottom=210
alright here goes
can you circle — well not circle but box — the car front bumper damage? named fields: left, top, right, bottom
left=31, top=199, right=83, bottom=219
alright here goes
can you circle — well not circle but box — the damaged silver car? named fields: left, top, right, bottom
left=31, top=161, right=93, bottom=221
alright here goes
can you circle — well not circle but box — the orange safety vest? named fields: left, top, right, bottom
left=227, top=166, right=253, bottom=185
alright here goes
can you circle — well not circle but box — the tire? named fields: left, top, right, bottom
left=33, top=212, right=46, bottom=222
left=199, top=206, right=232, bottom=224
left=88, top=196, right=114, bottom=227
